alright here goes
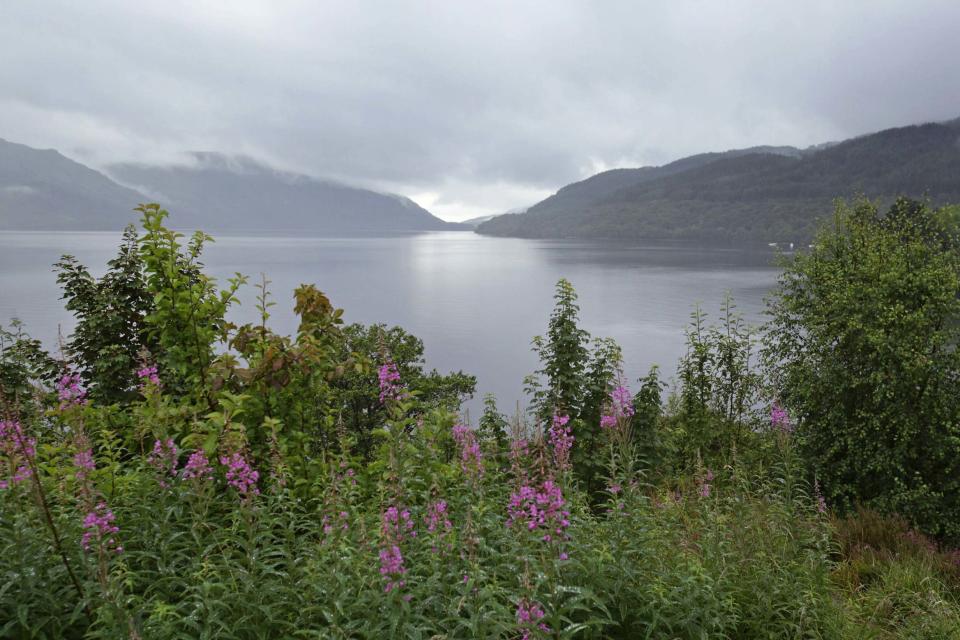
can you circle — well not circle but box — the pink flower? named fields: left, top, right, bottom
left=813, top=479, right=827, bottom=514
left=771, top=402, right=792, bottom=433
left=73, top=448, right=95, bottom=481
left=600, top=384, right=634, bottom=430
left=136, top=364, right=161, bottom=389
left=148, top=439, right=179, bottom=487
left=547, top=414, right=574, bottom=473
left=516, top=599, right=551, bottom=639
left=81, top=502, right=122, bottom=554
left=0, top=420, right=35, bottom=489
left=219, top=452, right=259, bottom=497
left=507, top=480, right=571, bottom=551
left=182, top=450, right=213, bottom=481
left=452, top=424, right=484, bottom=479
left=378, top=362, right=406, bottom=404
left=56, top=372, right=86, bottom=410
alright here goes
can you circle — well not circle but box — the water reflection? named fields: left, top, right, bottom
left=0, top=230, right=780, bottom=415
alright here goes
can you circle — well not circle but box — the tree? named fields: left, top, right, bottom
left=765, top=197, right=960, bottom=540
left=55, top=226, right=156, bottom=404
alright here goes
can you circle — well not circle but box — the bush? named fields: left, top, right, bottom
left=765, top=198, right=960, bottom=541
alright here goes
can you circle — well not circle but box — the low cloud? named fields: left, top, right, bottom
left=2, top=1, right=959, bottom=220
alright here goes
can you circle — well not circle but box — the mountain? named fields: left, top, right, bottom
left=0, top=138, right=148, bottom=230
left=461, top=206, right=528, bottom=228
left=476, top=121, right=960, bottom=244
left=0, top=139, right=459, bottom=233
left=108, top=154, right=461, bottom=234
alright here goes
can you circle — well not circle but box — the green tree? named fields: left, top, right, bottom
left=55, top=225, right=156, bottom=404
left=765, top=197, right=960, bottom=540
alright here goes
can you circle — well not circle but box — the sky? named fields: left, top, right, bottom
left=2, top=1, right=960, bottom=221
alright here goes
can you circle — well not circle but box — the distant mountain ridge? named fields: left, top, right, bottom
left=477, top=119, right=960, bottom=244
left=0, top=141, right=459, bottom=233
left=0, top=138, right=147, bottom=230
left=109, top=153, right=460, bottom=234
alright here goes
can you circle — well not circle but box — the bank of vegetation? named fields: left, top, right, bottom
left=2, top=199, right=960, bottom=638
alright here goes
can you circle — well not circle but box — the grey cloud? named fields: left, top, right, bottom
left=2, top=1, right=959, bottom=220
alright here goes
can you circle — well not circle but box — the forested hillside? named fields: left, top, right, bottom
left=478, top=119, right=960, bottom=244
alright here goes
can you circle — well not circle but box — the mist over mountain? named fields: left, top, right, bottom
left=109, top=154, right=461, bottom=234
left=0, top=141, right=459, bottom=233
left=477, top=120, right=960, bottom=244
left=0, top=138, right=148, bottom=230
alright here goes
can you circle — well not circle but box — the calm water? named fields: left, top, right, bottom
left=0, top=230, right=779, bottom=415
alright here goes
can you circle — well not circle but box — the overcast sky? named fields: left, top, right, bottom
left=2, top=1, right=959, bottom=221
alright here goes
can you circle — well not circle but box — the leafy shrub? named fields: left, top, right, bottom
left=765, top=198, right=960, bottom=541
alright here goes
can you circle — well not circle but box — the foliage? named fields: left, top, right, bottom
left=55, top=225, right=156, bottom=404
left=4, top=205, right=960, bottom=638
left=765, top=197, right=960, bottom=541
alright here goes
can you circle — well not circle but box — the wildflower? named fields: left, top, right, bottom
left=136, top=364, right=160, bottom=389
left=81, top=502, right=122, bottom=554
left=771, top=402, right=792, bottom=434
left=219, top=452, right=260, bottom=497
left=380, top=505, right=414, bottom=592
left=507, top=479, right=571, bottom=547
left=148, top=438, right=179, bottom=487
left=425, top=499, right=452, bottom=533
left=600, top=384, right=635, bottom=430
left=516, top=599, right=551, bottom=639
left=56, top=372, right=86, bottom=410
left=813, top=478, right=827, bottom=514
left=452, top=424, right=484, bottom=478
left=0, top=420, right=35, bottom=489
left=73, top=448, right=95, bottom=481
left=182, top=450, right=213, bottom=481
left=547, top=414, right=574, bottom=473
left=378, top=362, right=405, bottom=404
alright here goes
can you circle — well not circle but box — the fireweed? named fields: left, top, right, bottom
left=0, top=420, right=35, bottom=489
left=516, top=598, right=551, bottom=639
left=547, top=414, right=574, bottom=474
left=182, top=449, right=214, bottom=481
left=219, top=451, right=260, bottom=498
left=147, top=438, right=179, bottom=487
left=771, top=402, right=792, bottom=434
left=507, top=480, right=571, bottom=552
left=380, top=506, right=415, bottom=593
left=136, top=364, right=160, bottom=390
left=56, top=371, right=87, bottom=410
left=81, top=502, right=122, bottom=554
left=600, top=384, right=634, bottom=430
left=452, top=424, right=484, bottom=479
left=378, top=361, right=405, bottom=404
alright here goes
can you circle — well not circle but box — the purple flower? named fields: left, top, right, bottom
left=452, top=424, right=484, bottom=479
left=81, top=502, right=122, bottom=554
left=771, top=402, right=792, bottom=434
left=0, top=420, right=35, bottom=489
left=601, top=384, right=634, bottom=431
left=148, top=439, right=179, bottom=487
left=378, top=362, right=406, bottom=404
left=56, top=372, right=86, bottom=410
left=73, top=448, right=95, bottom=481
left=136, top=364, right=160, bottom=389
left=182, top=450, right=213, bottom=481
left=813, top=479, right=827, bottom=514
left=547, top=414, right=574, bottom=473
left=219, top=452, right=260, bottom=497
left=516, top=599, right=550, bottom=639
left=425, top=499, right=453, bottom=534
left=507, top=480, right=571, bottom=549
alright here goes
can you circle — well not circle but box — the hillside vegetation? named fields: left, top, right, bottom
left=478, top=119, right=960, bottom=244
